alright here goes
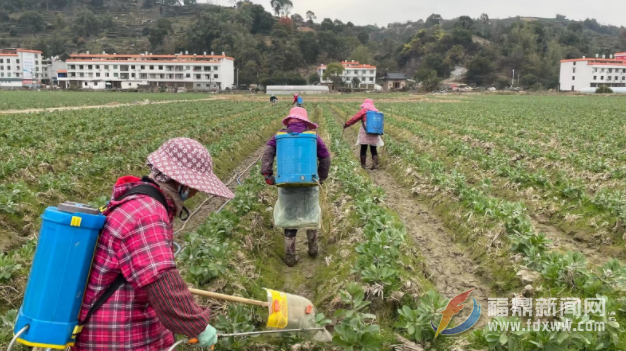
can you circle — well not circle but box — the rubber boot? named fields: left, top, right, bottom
left=306, top=229, right=318, bottom=257
left=371, top=155, right=379, bottom=170
left=360, top=156, right=367, bottom=169
left=284, top=230, right=298, bottom=267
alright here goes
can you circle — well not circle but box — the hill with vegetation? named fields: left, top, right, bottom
left=1, top=0, right=625, bottom=89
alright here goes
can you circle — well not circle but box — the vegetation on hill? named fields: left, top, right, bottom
left=1, top=0, right=625, bottom=89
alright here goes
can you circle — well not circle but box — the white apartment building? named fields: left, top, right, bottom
left=59, top=51, right=235, bottom=90
left=0, top=48, right=44, bottom=89
left=317, top=60, right=377, bottom=89
left=560, top=53, right=626, bottom=92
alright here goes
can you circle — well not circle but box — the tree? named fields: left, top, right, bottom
left=567, top=22, right=583, bottom=34
left=322, top=62, right=345, bottom=90
left=19, top=12, right=44, bottom=33
left=72, top=10, right=101, bottom=37
left=54, top=13, right=66, bottom=29
left=298, top=32, right=320, bottom=64
left=556, top=14, right=566, bottom=20
left=149, top=18, right=173, bottom=50
left=270, top=0, right=292, bottom=17
left=308, top=72, right=320, bottom=85
left=521, top=73, right=538, bottom=87
left=480, top=13, right=490, bottom=37
left=416, top=68, right=441, bottom=91
left=357, top=31, right=369, bottom=45
left=349, top=45, right=373, bottom=64
left=33, top=36, right=49, bottom=57
left=465, top=55, right=495, bottom=86
left=306, top=10, right=316, bottom=22
left=291, top=13, right=303, bottom=23
left=48, top=34, right=67, bottom=56
left=455, top=16, right=474, bottom=30
left=425, top=14, right=442, bottom=28
left=351, top=77, right=360, bottom=91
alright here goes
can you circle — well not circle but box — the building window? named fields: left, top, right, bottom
left=15, top=73, right=19, bottom=77
left=141, top=65, right=145, bottom=70
left=206, top=83, right=210, bottom=87
left=214, top=74, right=218, bottom=79
left=131, top=65, right=135, bottom=69
left=573, top=68, right=576, bottom=73
left=572, top=76, right=575, bottom=80
left=105, top=73, right=109, bottom=77
left=16, top=66, right=19, bottom=70
left=88, top=65, right=93, bottom=69
left=131, top=73, right=135, bottom=78
left=593, top=68, right=597, bottom=73
left=594, top=76, right=597, bottom=80
left=196, top=74, right=201, bottom=79
left=79, top=65, right=84, bottom=69
left=104, top=65, right=109, bottom=69
left=114, top=73, right=118, bottom=77
left=79, top=73, right=84, bottom=77
left=213, top=66, right=218, bottom=71
left=204, top=66, right=210, bottom=71
left=616, top=76, right=619, bottom=81
left=6, top=59, right=9, bottom=63
left=140, top=74, right=147, bottom=79
left=601, top=68, right=605, bottom=72
left=608, top=76, right=612, bottom=81
left=149, top=65, right=154, bottom=70
left=186, top=73, right=190, bottom=78
left=113, top=65, right=118, bottom=69
left=0, top=66, right=2, bottom=70
left=197, top=83, right=201, bottom=87
left=0, top=73, right=3, bottom=77
left=129, top=83, right=132, bottom=86
left=623, top=69, right=626, bottom=73
left=573, top=62, right=576, bottom=66
left=6, top=73, right=10, bottom=77
left=96, top=73, right=100, bottom=77
left=185, top=66, right=190, bottom=70
left=159, top=65, right=163, bottom=70
left=84, top=82, right=88, bottom=87
left=609, top=68, right=613, bottom=73
left=16, top=59, right=19, bottom=64
left=0, top=59, right=3, bottom=63
left=601, top=76, right=604, bottom=80
left=96, top=65, right=100, bottom=69
left=623, top=76, right=626, bottom=81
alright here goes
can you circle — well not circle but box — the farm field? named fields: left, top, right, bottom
left=1, top=92, right=626, bottom=351
left=0, top=90, right=212, bottom=110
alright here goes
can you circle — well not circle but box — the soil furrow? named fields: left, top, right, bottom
left=369, top=167, right=492, bottom=326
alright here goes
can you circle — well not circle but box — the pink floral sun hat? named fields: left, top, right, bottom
left=361, top=99, right=377, bottom=111
left=281, top=107, right=318, bottom=130
left=147, top=137, right=234, bottom=199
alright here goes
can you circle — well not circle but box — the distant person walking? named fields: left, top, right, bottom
left=293, top=93, right=303, bottom=107
left=343, top=99, right=383, bottom=169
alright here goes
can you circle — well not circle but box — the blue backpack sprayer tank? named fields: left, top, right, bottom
left=364, top=111, right=384, bottom=135
left=11, top=202, right=106, bottom=350
left=275, top=130, right=318, bottom=186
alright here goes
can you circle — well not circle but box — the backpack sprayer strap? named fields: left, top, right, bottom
left=73, top=274, right=126, bottom=336
left=74, top=179, right=169, bottom=336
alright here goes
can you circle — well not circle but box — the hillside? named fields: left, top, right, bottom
left=1, top=0, right=626, bottom=89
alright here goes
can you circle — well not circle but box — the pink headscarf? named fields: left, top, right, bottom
left=360, top=99, right=378, bottom=112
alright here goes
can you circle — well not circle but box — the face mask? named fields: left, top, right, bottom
left=178, top=185, right=190, bottom=202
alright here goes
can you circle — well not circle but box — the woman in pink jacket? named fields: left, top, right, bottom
left=343, top=99, right=383, bottom=169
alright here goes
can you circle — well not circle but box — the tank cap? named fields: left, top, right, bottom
left=58, top=202, right=101, bottom=215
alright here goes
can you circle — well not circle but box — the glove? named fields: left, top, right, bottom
left=263, top=173, right=275, bottom=185
left=197, top=324, right=218, bottom=348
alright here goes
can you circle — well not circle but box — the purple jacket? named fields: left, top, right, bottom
left=266, top=122, right=330, bottom=158
left=262, top=122, right=331, bottom=180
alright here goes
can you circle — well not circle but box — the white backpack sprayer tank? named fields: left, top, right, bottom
left=11, top=202, right=105, bottom=349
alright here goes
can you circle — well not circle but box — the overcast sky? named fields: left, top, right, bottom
left=211, top=0, right=626, bottom=27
